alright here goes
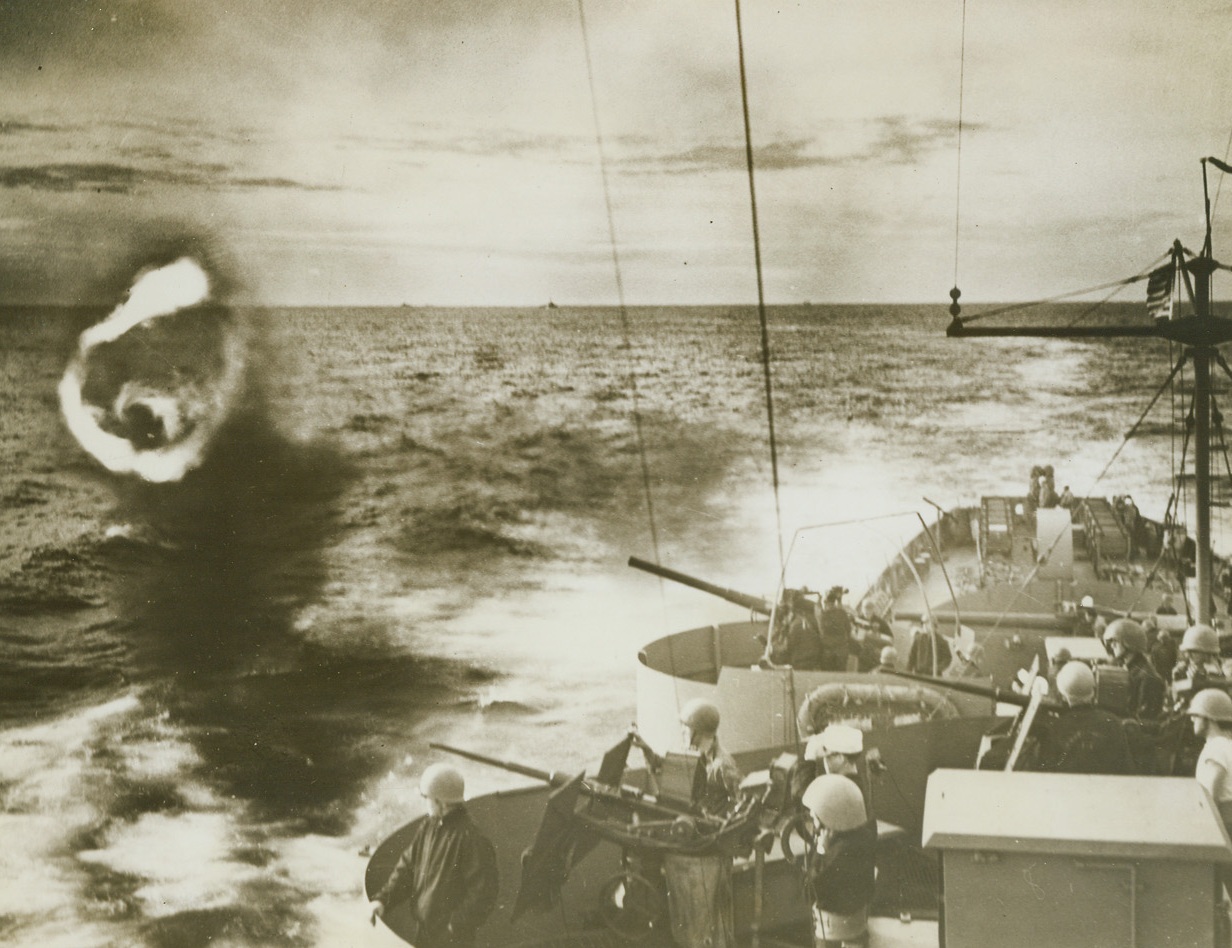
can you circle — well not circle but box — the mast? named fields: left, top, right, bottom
left=947, top=162, right=1232, bottom=624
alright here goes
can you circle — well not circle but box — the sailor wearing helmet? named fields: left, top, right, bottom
left=1189, top=689, right=1232, bottom=832
left=369, top=764, right=498, bottom=947
left=1189, top=688, right=1232, bottom=894
left=1033, top=662, right=1133, bottom=775
left=819, top=586, right=854, bottom=672
left=801, top=774, right=877, bottom=948
left=1102, top=618, right=1166, bottom=719
left=660, top=698, right=741, bottom=948
left=1173, top=623, right=1227, bottom=710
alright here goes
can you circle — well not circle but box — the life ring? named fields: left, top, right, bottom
left=797, top=682, right=960, bottom=738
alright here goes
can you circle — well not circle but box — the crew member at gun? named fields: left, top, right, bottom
left=1173, top=623, right=1227, bottom=710
left=1102, top=618, right=1166, bottom=719
left=1033, top=662, right=1133, bottom=775
left=801, top=774, right=877, bottom=948
left=765, top=589, right=824, bottom=670
left=658, top=699, right=742, bottom=948
left=820, top=586, right=854, bottom=672
left=369, top=764, right=499, bottom=947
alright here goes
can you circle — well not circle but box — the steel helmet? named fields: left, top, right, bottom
left=879, top=646, right=898, bottom=667
left=679, top=698, right=721, bottom=734
left=1182, top=624, right=1220, bottom=655
left=1055, top=661, right=1096, bottom=705
left=1103, top=618, right=1147, bottom=654
left=420, top=763, right=465, bottom=804
left=1080, top=595, right=1095, bottom=610
left=1188, top=689, right=1232, bottom=723
left=801, top=775, right=867, bottom=832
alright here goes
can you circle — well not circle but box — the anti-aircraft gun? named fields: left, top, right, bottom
left=627, top=556, right=775, bottom=616
left=431, top=734, right=796, bottom=938
left=886, top=666, right=1204, bottom=776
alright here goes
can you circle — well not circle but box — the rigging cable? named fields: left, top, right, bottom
left=957, top=258, right=1170, bottom=325
left=949, top=0, right=968, bottom=318
left=733, top=0, right=785, bottom=571
left=575, top=0, right=662, bottom=569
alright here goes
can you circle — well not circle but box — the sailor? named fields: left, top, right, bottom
left=906, top=617, right=950, bottom=676
left=852, top=600, right=894, bottom=672
left=796, top=724, right=876, bottom=824
left=369, top=764, right=499, bottom=947
left=1156, top=593, right=1179, bottom=616
left=872, top=645, right=897, bottom=674
left=819, top=586, right=854, bottom=672
left=662, top=698, right=740, bottom=948
left=1102, top=618, right=1166, bottom=719
left=1142, top=616, right=1179, bottom=683
left=1072, top=595, right=1105, bottom=638
left=1188, top=689, right=1232, bottom=846
left=1170, top=525, right=1197, bottom=584
left=1037, top=472, right=1059, bottom=509
left=1048, top=647, right=1073, bottom=688
left=1173, top=623, right=1227, bottom=709
left=1026, top=464, right=1043, bottom=507
left=767, top=589, right=825, bottom=670
left=1058, top=485, right=1076, bottom=509
left=801, top=775, right=877, bottom=948
left=1033, top=662, right=1133, bottom=775
left=676, top=698, right=741, bottom=815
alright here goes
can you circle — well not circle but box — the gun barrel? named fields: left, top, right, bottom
left=884, top=669, right=1065, bottom=712
left=431, top=742, right=712, bottom=822
left=627, top=556, right=772, bottom=615
left=430, top=742, right=562, bottom=785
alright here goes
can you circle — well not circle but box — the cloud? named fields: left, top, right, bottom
left=614, top=117, right=976, bottom=175
left=0, top=161, right=339, bottom=194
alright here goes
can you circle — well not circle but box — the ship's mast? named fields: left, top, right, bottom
left=948, top=161, right=1232, bottom=624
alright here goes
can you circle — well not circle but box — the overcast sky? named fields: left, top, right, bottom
left=3, top=0, right=1232, bottom=306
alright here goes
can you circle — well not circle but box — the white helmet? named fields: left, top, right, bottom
left=1056, top=661, right=1096, bottom=705
left=420, top=764, right=465, bottom=804
left=801, top=775, right=867, bottom=831
left=1080, top=595, right=1095, bottom=610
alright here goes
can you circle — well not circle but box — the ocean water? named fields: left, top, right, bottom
left=0, top=301, right=1200, bottom=946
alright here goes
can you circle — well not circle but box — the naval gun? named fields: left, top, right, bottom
left=429, top=738, right=774, bottom=854
left=627, top=556, right=773, bottom=615
left=884, top=669, right=1067, bottom=714
left=431, top=736, right=785, bottom=936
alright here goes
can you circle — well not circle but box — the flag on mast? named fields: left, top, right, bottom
left=1146, top=264, right=1174, bottom=321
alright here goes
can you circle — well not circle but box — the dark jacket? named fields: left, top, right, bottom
left=819, top=606, right=853, bottom=671
left=772, top=610, right=824, bottom=670
left=1034, top=705, right=1133, bottom=775
left=1123, top=652, right=1166, bottom=720
left=806, top=820, right=877, bottom=915
left=907, top=630, right=951, bottom=676
left=375, top=805, right=499, bottom=946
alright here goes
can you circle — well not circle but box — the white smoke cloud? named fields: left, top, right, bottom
left=58, top=257, right=246, bottom=483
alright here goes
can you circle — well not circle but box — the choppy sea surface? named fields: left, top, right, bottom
left=0, top=302, right=1202, bottom=946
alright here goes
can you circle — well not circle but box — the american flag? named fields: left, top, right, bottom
left=1146, top=263, right=1174, bottom=321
